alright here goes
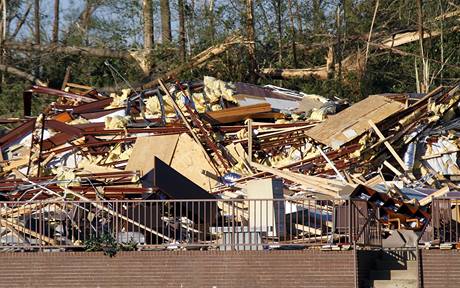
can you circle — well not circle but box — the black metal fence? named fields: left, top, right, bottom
left=0, top=198, right=382, bottom=250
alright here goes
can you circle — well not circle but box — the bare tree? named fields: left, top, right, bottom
left=62, top=0, right=105, bottom=43
left=246, top=0, right=256, bottom=81
left=294, top=0, right=303, bottom=36
left=52, top=0, right=59, bottom=43
left=10, top=3, right=32, bottom=40
left=416, top=0, right=428, bottom=92
left=178, top=0, right=186, bottom=61
left=287, top=0, right=297, bottom=67
left=273, top=0, right=283, bottom=65
left=312, top=0, right=322, bottom=34
left=207, top=0, right=215, bottom=43
left=34, top=0, right=40, bottom=44
left=34, top=0, right=41, bottom=78
left=143, top=0, right=154, bottom=50
left=160, top=0, right=172, bottom=43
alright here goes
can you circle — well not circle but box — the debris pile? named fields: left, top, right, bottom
left=0, top=77, right=459, bottom=250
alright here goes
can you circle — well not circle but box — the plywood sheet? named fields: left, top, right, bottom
left=125, top=134, right=180, bottom=176
left=126, top=133, right=218, bottom=191
left=306, top=95, right=405, bottom=149
left=170, top=133, right=218, bottom=191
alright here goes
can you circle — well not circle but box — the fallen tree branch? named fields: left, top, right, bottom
left=261, top=26, right=459, bottom=81
left=139, top=34, right=246, bottom=89
left=3, top=41, right=152, bottom=74
left=4, top=41, right=134, bottom=60
left=0, top=64, right=47, bottom=86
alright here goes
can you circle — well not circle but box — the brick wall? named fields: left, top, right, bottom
left=0, top=250, right=355, bottom=288
left=421, top=250, right=460, bottom=288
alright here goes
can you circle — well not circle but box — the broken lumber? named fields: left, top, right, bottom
left=419, top=186, right=450, bottom=206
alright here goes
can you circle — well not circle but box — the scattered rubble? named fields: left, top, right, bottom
left=0, top=76, right=459, bottom=250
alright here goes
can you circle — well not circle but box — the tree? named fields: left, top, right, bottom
left=52, top=0, right=60, bottom=44
left=143, top=0, right=154, bottom=50
left=34, top=0, right=40, bottom=44
left=287, top=0, right=297, bottom=68
left=160, top=0, right=172, bottom=43
left=246, top=0, right=256, bottom=81
left=178, top=0, right=186, bottom=61
left=0, top=0, right=458, bottom=120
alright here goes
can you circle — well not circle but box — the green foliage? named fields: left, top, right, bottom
left=84, top=233, right=138, bottom=257
left=0, top=0, right=459, bottom=119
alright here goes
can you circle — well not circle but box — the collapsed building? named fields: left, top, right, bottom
left=0, top=76, right=458, bottom=253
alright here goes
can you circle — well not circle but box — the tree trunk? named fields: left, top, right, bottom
left=275, top=0, right=282, bottom=65
left=34, top=0, right=41, bottom=78
left=294, top=0, right=303, bottom=36
left=187, top=0, right=196, bottom=51
left=4, top=41, right=137, bottom=59
left=143, top=0, right=154, bottom=50
left=62, top=0, right=102, bottom=42
left=416, top=0, right=427, bottom=92
left=335, top=6, right=342, bottom=80
left=208, top=0, right=215, bottom=43
left=260, top=24, right=458, bottom=81
left=34, top=0, right=40, bottom=44
left=287, top=0, right=297, bottom=68
left=160, top=0, right=172, bottom=43
left=178, top=0, right=186, bottom=61
left=312, top=0, right=322, bottom=34
left=0, top=64, right=46, bottom=86
left=52, top=0, right=59, bottom=43
left=261, top=67, right=328, bottom=80
left=246, top=0, right=257, bottom=82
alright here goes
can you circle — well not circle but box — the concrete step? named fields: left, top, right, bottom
left=370, top=269, right=417, bottom=280
left=375, top=260, right=417, bottom=270
left=372, top=279, right=417, bottom=288
left=380, top=251, right=416, bottom=261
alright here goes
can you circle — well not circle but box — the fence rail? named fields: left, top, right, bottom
left=0, top=198, right=381, bottom=250
left=425, top=198, right=460, bottom=244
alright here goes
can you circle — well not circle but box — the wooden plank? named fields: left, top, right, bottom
left=205, top=103, right=272, bottom=124
left=306, top=95, right=405, bottom=149
left=0, top=218, right=56, bottom=245
left=294, top=223, right=323, bottom=236
left=65, top=188, right=171, bottom=241
left=247, top=119, right=253, bottom=164
left=369, top=120, right=408, bottom=171
left=225, top=143, right=252, bottom=173
left=250, top=162, right=341, bottom=198
left=421, top=149, right=460, bottom=160
left=419, top=186, right=450, bottom=206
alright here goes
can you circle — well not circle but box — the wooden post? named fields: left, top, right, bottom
left=368, top=120, right=409, bottom=171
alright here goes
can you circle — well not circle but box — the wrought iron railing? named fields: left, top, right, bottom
left=0, top=198, right=382, bottom=250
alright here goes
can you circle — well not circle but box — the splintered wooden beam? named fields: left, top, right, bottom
left=158, top=79, right=222, bottom=174
left=64, top=189, right=171, bottom=241
left=250, top=162, right=342, bottom=198
left=205, top=103, right=272, bottom=124
left=368, top=120, right=409, bottom=171
left=419, top=186, right=450, bottom=206
left=0, top=217, right=57, bottom=245
left=247, top=119, right=253, bottom=164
